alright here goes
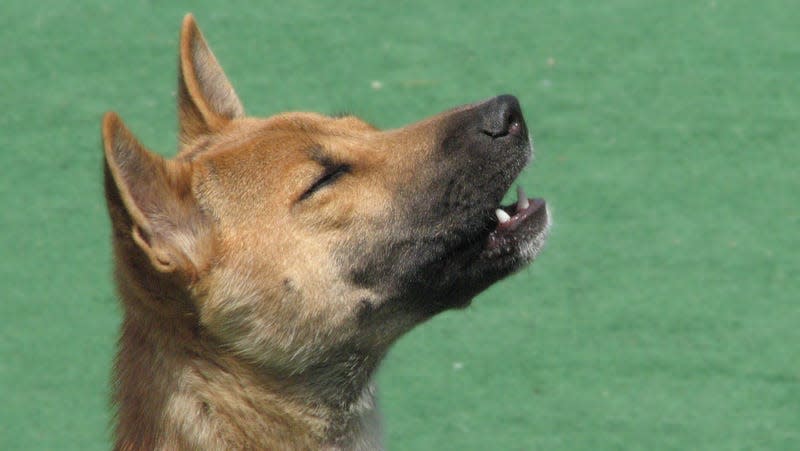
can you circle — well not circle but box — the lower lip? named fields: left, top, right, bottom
left=496, top=198, right=546, bottom=233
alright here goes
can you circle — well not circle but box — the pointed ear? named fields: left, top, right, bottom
left=103, top=112, right=208, bottom=275
left=178, top=14, right=244, bottom=146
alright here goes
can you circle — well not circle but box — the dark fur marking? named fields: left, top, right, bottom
left=356, top=298, right=376, bottom=324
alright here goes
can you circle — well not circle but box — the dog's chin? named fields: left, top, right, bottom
left=411, top=193, right=550, bottom=315
left=457, top=201, right=550, bottom=299
left=481, top=196, right=550, bottom=266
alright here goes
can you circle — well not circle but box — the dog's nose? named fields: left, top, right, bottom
left=480, top=94, right=526, bottom=139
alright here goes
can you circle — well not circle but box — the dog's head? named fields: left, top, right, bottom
left=103, top=15, right=549, bottom=373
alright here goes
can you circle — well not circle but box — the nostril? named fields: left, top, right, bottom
left=481, top=128, right=506, bottom=138
left=481, top=94, right=524, bottom=139
left=482, top=111, right=519, bottom=139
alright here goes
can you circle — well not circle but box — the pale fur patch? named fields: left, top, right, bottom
left=162, top=388, right=224, bottom=450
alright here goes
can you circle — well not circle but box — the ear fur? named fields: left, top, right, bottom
left=102, top=112, right=207, bottom=275
left=178, top=14, right=244, bottom=147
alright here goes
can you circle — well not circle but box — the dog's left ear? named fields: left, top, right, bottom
left=177, top=14, right=244, bottom=147
left=102, top=112, right=209, bottom=276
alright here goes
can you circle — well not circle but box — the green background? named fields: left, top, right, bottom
left=1, top=1, right=798, bottom=449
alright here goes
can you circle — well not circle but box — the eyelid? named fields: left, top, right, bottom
left=298, top=163, right=350, bottom=201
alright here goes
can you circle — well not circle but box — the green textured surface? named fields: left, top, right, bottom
left=2, top=1, right=798, bottom=449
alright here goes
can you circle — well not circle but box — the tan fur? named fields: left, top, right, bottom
left=104, top=14, right=548, bottom=451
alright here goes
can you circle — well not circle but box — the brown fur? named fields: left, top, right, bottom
left=103, top=14, right=549, bottom=451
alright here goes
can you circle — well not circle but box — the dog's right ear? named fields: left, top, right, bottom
left=103, top=112, right=208, bottom=276
left=178, top=14, right=244, bottom=147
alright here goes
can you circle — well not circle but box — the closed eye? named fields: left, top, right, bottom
left=299, top=163, right=350, bottom=201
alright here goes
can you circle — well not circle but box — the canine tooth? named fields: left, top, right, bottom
left=516, top=186, right=530, bottom=210
left=495, top=209, right=511, bottom=224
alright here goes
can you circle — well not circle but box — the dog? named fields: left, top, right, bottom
left=102, top=14, right=550, bottom=450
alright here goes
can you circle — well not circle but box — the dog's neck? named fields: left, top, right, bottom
left=112, top=262, right=383, bottom=450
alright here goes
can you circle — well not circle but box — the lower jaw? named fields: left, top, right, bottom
left=484, top=205, right=549, bottom=255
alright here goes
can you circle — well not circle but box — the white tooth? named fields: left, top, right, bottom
left=516, top=186, right=530, bottom=210
left=495, top=209, right=511, bottom=224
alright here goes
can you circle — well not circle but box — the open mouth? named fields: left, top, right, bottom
left=486, top=186, right=547, bottom=252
